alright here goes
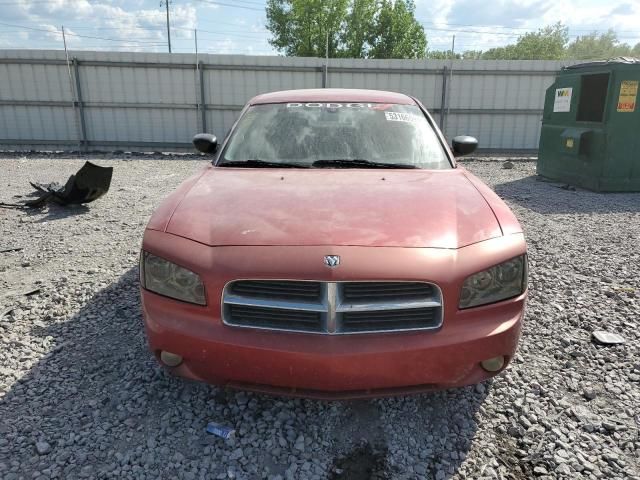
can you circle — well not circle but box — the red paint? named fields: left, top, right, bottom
left=161, top=167, right=502, bottom=249
left=141, top=89, right=527, bottom=398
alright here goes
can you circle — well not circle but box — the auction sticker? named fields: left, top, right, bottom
left=384, top=111, right=420, bottom=123
left=617, top=80, right=638, bottom=112
left=553, top=87, right=572, bottom=112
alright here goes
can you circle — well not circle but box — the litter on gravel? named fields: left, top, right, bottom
left=206, top=422, right=236, bottom=440
left=591, top=330, right=626, bottom=345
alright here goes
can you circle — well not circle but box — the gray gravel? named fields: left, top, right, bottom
left=0, top=154, right=639, bottom=480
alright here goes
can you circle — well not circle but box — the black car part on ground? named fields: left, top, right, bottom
left=0, top=161, right=113, bottom=209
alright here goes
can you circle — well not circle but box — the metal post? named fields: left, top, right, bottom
left=439, top=66, right=448, bottom=131
left=447, top=35, right=455, bottom=120
left=164, top=0, right=172, bottom=53
left=324, top=31, right=329, bottom=88
left=62, top=26, right=83, bottom=150
left=195, top=29, right=200, bottom=131
left=72, top=58, right=88, bottom=150
left=199, top=61, right=206, bottom=132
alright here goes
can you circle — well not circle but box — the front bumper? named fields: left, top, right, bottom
left=141, top=229, right=526, bottom=399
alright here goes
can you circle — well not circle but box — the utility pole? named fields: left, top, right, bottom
left=324, top=31, right=329, bottom=88
left=61, top=25, right=74, bottom=99
left=447, top=34, right=455, bottom=120
left=325, top=31, right=329, bottom=60
left=161, top=0, right=172, bottom=53
left=61, top=25, right=82, bottom=149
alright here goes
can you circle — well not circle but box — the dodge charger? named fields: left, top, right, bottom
left=140, top=88, right=527, bottom=399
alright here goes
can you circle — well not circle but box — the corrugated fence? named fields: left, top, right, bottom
left=0, top=50, right=579, bottom=152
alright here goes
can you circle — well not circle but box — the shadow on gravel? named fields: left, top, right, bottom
left=494, top=175, right=640, bottom=214
left=1, top=266, right=490, bottom=479
left=329, top=442, right=389, bottom=480
left=25, top=204, right=91, bottom=223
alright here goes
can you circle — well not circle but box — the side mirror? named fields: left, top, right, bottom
left=452, top=135, right=478, bottom=157
left=193, top=133, right=218, bottom=154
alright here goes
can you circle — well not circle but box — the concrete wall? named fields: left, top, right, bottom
left=0, top=49, right=579, bottom=152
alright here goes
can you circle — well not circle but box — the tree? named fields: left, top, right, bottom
left=367, top=0, right=427, bottom=59
left=481, top=22, right=568, bottom=60
left=340, top=0, right=377, bottom=58
left=266, top=0, right=427, bottom=59
left=566, top=30, right=634, bottom=60
left=462, top=50, right=482, bottom=60
left=266, top=0, right=349, bottom=57
left=425, top=50, right=467, bottom=60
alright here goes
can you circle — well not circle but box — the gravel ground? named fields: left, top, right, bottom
left=0, top=154, right=638, bottom=480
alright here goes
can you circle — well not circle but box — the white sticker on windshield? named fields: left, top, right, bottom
left=384, top=111, right=420, bottom=123
left=286, top=103, right=376, bottom=108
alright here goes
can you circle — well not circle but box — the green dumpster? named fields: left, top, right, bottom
left=538, top=57, right=640, bottom=192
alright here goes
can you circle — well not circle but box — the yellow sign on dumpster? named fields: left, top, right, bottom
left=617, top=80, right=638, bottom=112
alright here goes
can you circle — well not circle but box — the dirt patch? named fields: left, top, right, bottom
left=330, top=442, right=390, bottom=480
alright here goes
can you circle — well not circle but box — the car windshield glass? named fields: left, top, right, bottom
left=220, top=102, right=451, bottom=169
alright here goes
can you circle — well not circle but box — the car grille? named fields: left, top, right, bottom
left=230, top=280, right=322, bottom=301
left=228, top=305, right=323, bottom=333
left=223, top=280, right=442, bottom=334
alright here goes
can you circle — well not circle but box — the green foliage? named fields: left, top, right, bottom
left=266, top=0, right=427, bottom=59
left=481, top=22, right=568, bottom=60
left=566, top=30, right=636, bottom=60
left=367, top=0, right=427, bottom=59
left=477, top=23, right=639, bottom=61
left=266, top=6, right=639, bottom=62
left=340, top=0, right=377, bottom=58
left=425, top=50, right=465, bottom=59
left=461, top=50, right=483, bottom=60
left=266, top=0, right=349, bottom=57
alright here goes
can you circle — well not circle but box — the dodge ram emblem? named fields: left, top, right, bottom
left=324, top=255, right=340, bottom=267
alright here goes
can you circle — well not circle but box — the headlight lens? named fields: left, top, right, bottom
left=459, top=255, right=527, bottom=309
left=140, top=251, right=206, bottom=305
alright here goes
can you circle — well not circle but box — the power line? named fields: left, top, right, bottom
left=419, top=19, right=640, bottom=34
left=0, top=20, right=270, bottom=43
left=0, top=21, right=167, bottom=44
left=210, top=0, right=266, bottom=5
left=196, top=0, right=264, bottom=12
left=190, top=29, right=270, bottom=40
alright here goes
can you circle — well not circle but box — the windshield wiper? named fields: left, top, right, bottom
left=312, top=159, right=417, bottom=169
left=217, top=159, right=309, bottom=168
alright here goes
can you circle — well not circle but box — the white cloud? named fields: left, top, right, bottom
left=0, top=0, right=198, bottom=51
left=414, top=0, right=640, bottom=52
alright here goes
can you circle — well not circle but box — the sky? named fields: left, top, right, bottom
left=0, top=0, right=639, bottom=55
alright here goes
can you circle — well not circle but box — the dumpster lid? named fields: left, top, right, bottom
left=564, top=57, right=640, bottom=70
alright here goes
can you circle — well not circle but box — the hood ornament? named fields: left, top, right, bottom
left=324, top=255, right=340, bottom=267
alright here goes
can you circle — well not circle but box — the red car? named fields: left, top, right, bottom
left=140, top=89, right=527, bottom=399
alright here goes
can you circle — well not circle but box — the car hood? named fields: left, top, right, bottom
left=164, top=167, right=502, bottom=248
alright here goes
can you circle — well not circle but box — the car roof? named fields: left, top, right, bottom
left=250, top=88, right=416, bottom=105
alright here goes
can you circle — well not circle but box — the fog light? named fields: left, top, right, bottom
left=480, top=356, right=506, bottom=372
left=160, top=351, right=183, bottom=367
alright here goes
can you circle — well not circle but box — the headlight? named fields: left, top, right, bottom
left=459, top=255, right=527, bottom=309
left=140, top=251, right=206, bottom=305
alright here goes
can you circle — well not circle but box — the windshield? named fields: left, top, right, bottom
left=220, top=102, right=451, bottom=169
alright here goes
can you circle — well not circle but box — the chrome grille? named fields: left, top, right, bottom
left=223, top=280, right=443, bottom=334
